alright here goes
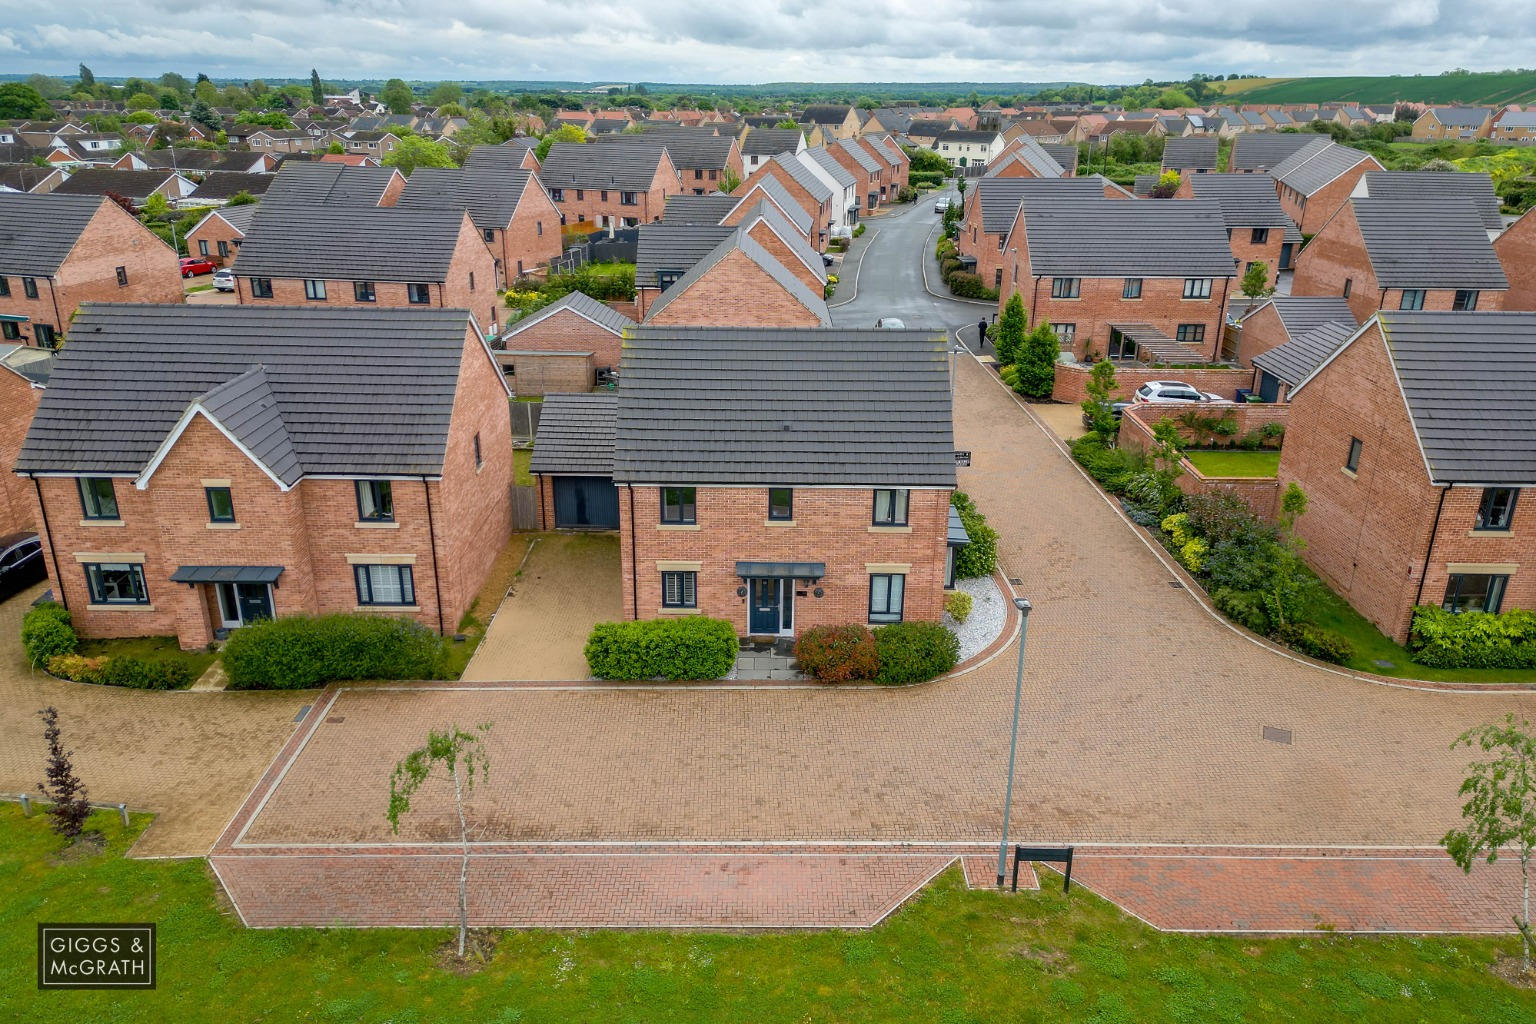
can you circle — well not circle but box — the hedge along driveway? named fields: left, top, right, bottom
left=0, top=582, right=307, bottom=858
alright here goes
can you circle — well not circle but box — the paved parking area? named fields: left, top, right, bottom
left=462, top=532, right=622, bottom=681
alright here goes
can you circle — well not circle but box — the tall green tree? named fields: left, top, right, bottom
left=387, top=723, right=493, bottom=958
left=380, top=78, right=415, bottom=114
left=158, top=72, right=191, bottom=96
left=428, top=81, right=464, bottom=108
left=0, top=83, right=53, bottom=120
left=994, top=292, right=1026, bottom=366
left=125, top=92, right=159, bottom=112
left=1444, top=715, right=1536, bottom=972
left=188, top=99, right=222, bottom=135
left=78, top=64, right=95, bottom=89
left=382, top=134, right=456, bottom=175
left=1081, top=359, right=1120, bottom=435
left=310, top=69, right=324, bottom=105
left=534, top=123, right=588, bottom=162
left=1015, top=321, right=1061, bottom=399
left=1239, top=261, right=1275, bottom=316
left=194, top=79, right=220, bottom=105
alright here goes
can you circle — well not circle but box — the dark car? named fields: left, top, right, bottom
left=180, top=257, right=216, bottom=278
left=0, top=532, right=46, bottom=602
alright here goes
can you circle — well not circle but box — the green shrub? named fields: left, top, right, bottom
left=1275, top=623, right=1356, bottom=665
left=951, top=490, right=998, bottom=579
left=873, top=621, right=959, bottom=685
left=544, top=262, right=636, bottom=302
left=103, top=655, right=197, bottom=690
left=945, top=271, right=997, bottom=301
left=793, top=624, right=878, bottom=683
left=998, top=364, right=1020, bottom=388
left=934, top=237, right=956, bottom=260
left=22, top=603, right=77, bottom=667
left=1071, top=432, right=1149, bottom=495
left=853, top=223, right=865, bottom=238
left=1259, top=421, right=1286, bottom=442
left=944, top=591, right=973, bottom=624
left=1409, top=606, right=1536, bottom=669
left=46, top=653, right=109, bottom=685
left=909, top=171, right=946, bottom=188
left=1237, top=431, right=1265, bottom=451
left=224, top=614, right=448, bottom=690
left=584, top=617, right=737, bottom=680
left=1211, top=587, right=1270, bottom=634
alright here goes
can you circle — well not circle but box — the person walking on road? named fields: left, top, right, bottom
left=977, top=318, right=988, bottom=351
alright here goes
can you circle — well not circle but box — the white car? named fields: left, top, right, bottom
left=875, top=317, right=906, bottom=329
left=934, top=198, right=950, bottom=213
left=212, top=269, right=236, bottom=292
left=1131, top=380, right=1226, bottom=405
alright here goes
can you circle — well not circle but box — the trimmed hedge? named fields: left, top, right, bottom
left=584, top=616, right=737, bottom=680
left=47, top=653, right=196, bottom=690
left=951, top=491, right=998, bottom=579
left=909, top=171, right=946, bottom=187
left=223, top=613, right=449, bottom=690
left=873, top=622, right=960, bottom=685
left=1410, top=606, right=1536, bottom=669
left=794, top=624, right=879, bottom=683
left=945, top=271, right=997, bottom=300
left=22, top=602, right=77, bottom=667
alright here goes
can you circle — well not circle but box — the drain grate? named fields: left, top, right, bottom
left=1262, top=726, right=1293, bottom=745
left=292, top=705, right=311, bottom=723
left=1168, top=581, right=1186, bottom=589
left=1372, top=659, right=1395, bottom=669
left=325, top=716, right=346, bottom=725
left=1008, top=577, right=1023, bottom=586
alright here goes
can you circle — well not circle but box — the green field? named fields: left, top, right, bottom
left=5, top=806, right=1536, bottom=1023
left=1224, top=71, right=1536, bottom=106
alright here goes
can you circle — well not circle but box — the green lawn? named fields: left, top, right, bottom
left=1185, top=450, right=1281, bottom=478
left=513, top=448, right=534, bottom=486
left=1222, top=71, right=1536, bottom=106
left=4, top=806, right=1535, bottom=1023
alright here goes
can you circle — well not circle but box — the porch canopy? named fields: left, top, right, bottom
left=735, top=561, right=826, bottom=581
left=169, top=565, right=285, bottom=585
left=1108, top=322, right=1202, bottom=365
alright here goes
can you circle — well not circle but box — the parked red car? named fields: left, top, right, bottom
left=180, top=257, right=216, bottom=278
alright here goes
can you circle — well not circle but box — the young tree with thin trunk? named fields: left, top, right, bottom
left=1444, top=714, right=1536, bottom=973
left=37, top=707, right=92, bottom=840
left=1240, top=261, right=1275, bottom=317
left=387, top=723, right=492, bottom=958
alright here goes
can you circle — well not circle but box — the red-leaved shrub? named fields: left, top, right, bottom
left=794, top=625, right=879, bottom=684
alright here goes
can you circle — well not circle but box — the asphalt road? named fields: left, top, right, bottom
left=828, top=185, right=994, bottom=341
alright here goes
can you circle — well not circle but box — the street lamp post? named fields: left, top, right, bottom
left=996, top=596, right=1034, bottom=888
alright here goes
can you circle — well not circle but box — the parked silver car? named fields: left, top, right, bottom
left=212, top=269, right=236, bottom=292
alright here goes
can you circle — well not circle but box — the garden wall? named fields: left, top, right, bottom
left=1175, top=462, right=1280, bottom=522
left=1118, top=402, right=1290, bottom=455
left=605, top=299, right=640, bottom=320
left=1052, top=362, right=1255, bottom=405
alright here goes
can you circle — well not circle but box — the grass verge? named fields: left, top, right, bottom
left=514, top=448, right=533, bottom=486
left=1185, top=450, right=1280, bottom=478
left=2, top=805, right=1533, bottom=1022
left=74, top=635, right=217, bottom=683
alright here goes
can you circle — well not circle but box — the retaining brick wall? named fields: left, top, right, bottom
left=1118, top=401, right=1289, bottom=454
left=1175, top=463, right=1281, bottom=521
left=1052, top=363, right=1256, bottom=404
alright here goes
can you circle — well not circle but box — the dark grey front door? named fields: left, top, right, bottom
left=552, top=476, right=620, bottom=529
left=1279, top=242, right=1294, bottom=269
left=236, top=583, right=273, bottom=623
left=1258, top=370, right=1281, bottom=404
left=749, top=578, right=781, bottom=634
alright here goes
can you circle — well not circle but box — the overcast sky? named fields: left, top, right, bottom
left=1, top=0, right=1531, bottom=85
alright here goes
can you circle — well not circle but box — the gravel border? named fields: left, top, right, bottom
left=946, top=574, right=1006, bottom=663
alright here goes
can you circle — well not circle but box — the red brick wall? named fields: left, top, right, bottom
left=0, top=371, right=42, bottom=534
left=745, top=220, right=821, bottom=291
left=440, top=216, right=503, bottom=335
left=1233, top=301, right=1291, bottom=368
left=550, top=154, right=681, bottom=227
left=1496, top=212, right=1536, bottom=311
left=497, top=180, right=563, bottom=278
left=742, top=162, right=831, bottom=249
left=617, top=485, right=950, bottom=634
left=1118, top=400, right=1289, bottom=454
left=1052, top=363, right=1255, bottom=404
left=1276, top=322, right=1445, bottom=643
left=187, top=213, right=245, bottom=267
left=33, top=201, right=182, bottom=339
left=723, top=193, right=813, bottom=244
left=501, top=308, right=623, bottom=368
left=378, top=172, right=405, bottom=207
left=644, top=249, right=825, bottom=327
left=1225, top=226, right=1287, bottom=288
left=826, top=145, right=882, bottom=211
left=1278, top=156, right=1379, bottom=236
left=1176, top=463, right=1281, bottom=521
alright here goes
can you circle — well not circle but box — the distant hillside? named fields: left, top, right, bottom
left=1224, top=72, right=1536, bottom=106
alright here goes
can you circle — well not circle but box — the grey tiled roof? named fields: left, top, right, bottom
left=934, top=130, right=1000, bottom=145
left=768, top=153, right=833, bottom=204
left=463, top=144, right=535, bottom=171
left=1189, top=174, right=1303, bottom=242
left=528, top=394, right=617, bottom=475
left=0, top=193, right=103, bottom=275
left=1229, top=133, right=1319, bottom=171
left=863, top=135, right=904, bottom=169
left=16, top=304, right=478, bottom=478
left=834, top=137, right=880, bottom=174
left=740, top=128, right=804, bottom=157
left=262, top=162, right=401, bottom=207
left=598, top=131, right=736, bottom=171
left=1251, top=320, right=1355, bottom=386
left=504, top=290, right=635, bottom=340
left=1020, top=198, right=1237, bottom=278
left=1254, top=295, right=1358, bottom=337
left=397, top=166, right=537, bottom=229
left=52, top=168, right=181, bottom=199
left=731, top=174, right=814, bottom=234
left=188, top=172, right=272, bottom=201
left=660, top=193, right=739, bottom=225
left=540, top=141, right=670, bottom=191
left=635, top=225, right=735, bottom=286
left=235, top=203, right=472, bottom=282
left=1431, top=107, right=1493, bottom=128
left=614, top=328, right=956, bottom=486
left=1351, top=198, right=1509, bottom=290
left=188, top=204, right=257, bottom=238
left=1272, top=140, right=1373, bottom=196
left=1357, top=171, right=1502, bottom=232
left=802, top=147, right=857, bottom=189
left=1162, top=137, right=1219, bottom=171
left=801, top=105, right=853, bottom=126
left=642, top=230, right=829, bottom=326
left=1373, top=311, right=1536, bottom=484
left=907, top=118, right=956, bottom=136
left=974, top=175, right=1104, bottom=234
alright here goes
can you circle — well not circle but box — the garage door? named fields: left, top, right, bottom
left=1258, top=371, right=1282, bottom=404
left=552, top=476, right=620, bottom=529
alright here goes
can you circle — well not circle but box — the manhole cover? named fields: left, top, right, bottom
left=1008, top=578, right=1023, bottom=586
left=1372, top=659, right=1394, bottom=669
left=1262, top=726, right=1293, bottom=745
left=325, top=716, right=346, bottom=724
left=292, top=705, right=311, bottom=723
left=1168, top=581, right=1185, bottom=589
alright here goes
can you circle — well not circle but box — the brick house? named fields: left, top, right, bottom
left=797, top=148, right=860, bottom=234
left=0, top=345, right=50, bottom=535
left=1228, top=133, right=1321, bottom=173
left=14, top=304, right=513, bottom=650
left=598, top=130, right=744, bottom=195
left=641, top=223, right=828, bottom=327
left=531, top=327, right=960, bottom=637
left=248, top=129, right=319, bottom=154
left=52, top=168, right=196, bottom=205
left=982, top=137, right=1069, bottom=179
left=1271, top=139, right=1383, bottom=235
left=1350, top=170, right=1505, bottom=238
left=860, top=135, right=910, bottom=194
left=262, top=161, right=405, bottom=207
left=737, top=155, right=835, bottom=250
left=493, top=290, right=635, bottom=395
left=1496, top=209, right=1536, bottom=310
left=1234, top=293, right=1357, bottom=370
left=185, top=205, right=257, bottom=268
left=540, top=141, right=681, bottom=228
left=1491, top=110, right=1536, bottom=145
left=720, top=178, right=815, bottom=242
left=1277, top=310, right=1536, bottom=643
left=827, top=138, right=884, bottom=213
left=1162, top=137, right=1219, bottom=177
left=957, top=176, right=1104, bottom=295
left=1248, top=320, right=1355, bottom=404
left=397, top=165, right=562, bottom=282
left=1189, top=174, right=1304, bottom=285
left=1290, top=198, right=1508, bottom=323
left=998, top=195, right=1237, bottom=362
left=341, top=130, right=402, bottom=158
left=1410, top=107, right=1494, bottom=141
left=231, top=204, right=503, bottom=336
left=739, top=128, right=807, bottom=174
left=801, top=105, right=863, bottom=141
left=0, top=193, right=182, bottom=350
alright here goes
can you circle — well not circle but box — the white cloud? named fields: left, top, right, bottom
left=3, top=0, right=1532, bottom=83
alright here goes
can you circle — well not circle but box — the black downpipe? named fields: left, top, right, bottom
left=628, top=485, right=638, bottom=620
left=31, top=476, right=66, bottom=611
left=1413, top=486, right=1451, bottom=610
left=422, top=478, right=446, bottom=636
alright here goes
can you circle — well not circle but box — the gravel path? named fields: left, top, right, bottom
left=946, top=574, right=1006, bottom=663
